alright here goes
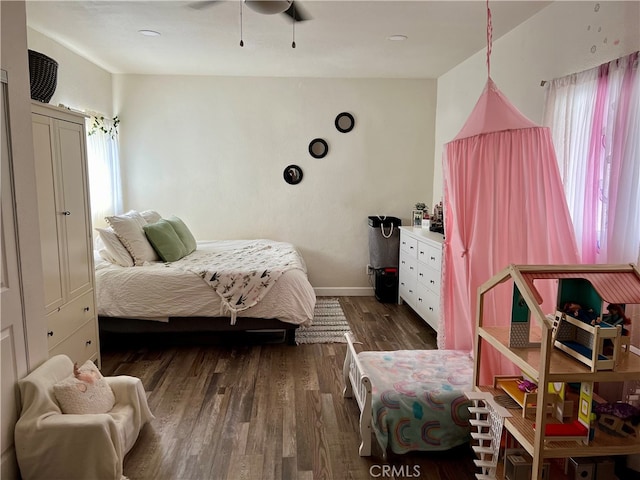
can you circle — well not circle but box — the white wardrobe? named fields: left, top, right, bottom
left=31, top=102, right=100, bottom=366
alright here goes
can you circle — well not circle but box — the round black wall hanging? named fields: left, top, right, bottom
left=335, top=112, right=355, bottom=133
left=309, top=138, right=329, bottom=158
left=283, top=165, right=303, bottom=185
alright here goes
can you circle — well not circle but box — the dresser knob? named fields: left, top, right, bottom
left=61, top=211, right=71, bottom=216
left=85, top=340, right=92, bottom=346
left=419, top=273, right=424, bottom=277
left=430, top=256, right=436, bottom=260
left=83, top=306, right=90, bottom=312
left=430, top=280, right=435, bottom=284
left=429, top=307, right=434, bottom=311
left=47, top=331, right=54, bottom=337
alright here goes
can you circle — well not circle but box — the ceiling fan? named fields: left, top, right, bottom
left=189, top=1, right=311, bottom=22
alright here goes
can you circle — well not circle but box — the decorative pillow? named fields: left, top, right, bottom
left=96, top=227, right=134, bottom=267
left=165, top=216, right=197, bottom=255
left=140, top=209, right=162, bottom=224
left=53, top=360, right=115, bottom=415
left=105, top=211, right=159, bottom=265
left=143, top=219, right=188, bottom=262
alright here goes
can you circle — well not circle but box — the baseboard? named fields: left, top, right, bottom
left=314, top=287, right=374, bottom=297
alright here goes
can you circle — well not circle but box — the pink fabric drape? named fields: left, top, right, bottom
left=581, top=66, right=609, bottom=262
left=442, top=78, right=580, bottom=384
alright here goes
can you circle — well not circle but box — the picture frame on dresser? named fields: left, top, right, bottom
left=411, top=210, right=423, bottom=228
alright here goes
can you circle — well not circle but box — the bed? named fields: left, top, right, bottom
left=95, top=237, right=316, bottom=344
left=342, top=332, right=474, bottom=456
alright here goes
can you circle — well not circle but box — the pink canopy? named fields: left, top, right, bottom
left=441, top=77, right=580, bottom=383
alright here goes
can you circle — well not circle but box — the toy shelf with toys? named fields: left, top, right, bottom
left=470, top=264, right=640, bottom=479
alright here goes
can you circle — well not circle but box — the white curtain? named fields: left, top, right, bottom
left=544, top=51, right=640, bottom=265
left=85, top=116, right=122, bottom=229
left=544, top=51, right=640, bottom=344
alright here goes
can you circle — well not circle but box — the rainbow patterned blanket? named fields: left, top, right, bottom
left=358, top=349, right=473, bottom=454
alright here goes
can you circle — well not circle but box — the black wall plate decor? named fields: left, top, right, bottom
left=335, top=112, right=355, bottom=133
left=309, top=138, right=328, bottom=158
left=283, top=164, right=303, bottom=185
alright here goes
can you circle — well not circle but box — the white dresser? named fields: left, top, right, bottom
left=398, top=227, right=444, bottom=332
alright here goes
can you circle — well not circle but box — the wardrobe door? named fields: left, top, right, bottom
left=56, top=119, right=92, bottom=299
left=32, top=114, right=65, bottom=312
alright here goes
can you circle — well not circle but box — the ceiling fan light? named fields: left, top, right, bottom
left=244, top=0, right=292, bottom=15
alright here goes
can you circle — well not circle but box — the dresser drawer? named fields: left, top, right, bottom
left=399, top=255, right=417, bottom=301
left=417, top=241, right=442, bottom=272
left=417, top=263, right=441, bottom=293
left=46, top=290, right=95, bottom=350
left=49, top=319, right=98, bottom=365
left=416, top=287, right=440, bottom=332
left=400, top=234, right=418, bottom=257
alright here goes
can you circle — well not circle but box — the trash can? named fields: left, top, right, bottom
left=367, top=216, right=401, bottom=269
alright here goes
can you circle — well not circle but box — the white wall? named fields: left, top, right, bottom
left=113, top=75, right=437, bottom=293
left=27, top=27, right=113, bottom=116
left=432, top=0, right=640, bottom=206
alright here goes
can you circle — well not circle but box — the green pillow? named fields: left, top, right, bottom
left=142, top=219, right=187, bottom=262
left=165, top=216, right=197, bottom=255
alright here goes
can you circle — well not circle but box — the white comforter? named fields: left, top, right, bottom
left=95, top=239, right=316, bottom=326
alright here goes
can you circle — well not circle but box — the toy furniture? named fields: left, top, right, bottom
left=473, top=264, right=640, bottom=479
left=14, top=354, right=154, bottom=480
left=551, top=310, right=622, bottom=371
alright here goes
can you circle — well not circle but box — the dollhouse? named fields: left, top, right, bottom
left=472, top=264, right=640, bottom=479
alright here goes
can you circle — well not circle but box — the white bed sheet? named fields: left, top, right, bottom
left=95, top=239, right=316, bottom=326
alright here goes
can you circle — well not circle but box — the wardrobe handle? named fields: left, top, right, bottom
left=85, top=340, right=92, bottom=346
left=47, top=331, right=54, bottom=337
left=83, top=306, right=90, bottom=312
left=61, top=211, right=71, bottom=216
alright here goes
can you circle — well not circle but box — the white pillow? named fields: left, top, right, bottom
left=105, top=211, right=159, bottom=265
left=96, top=227, right=134, bottom=267
left=140, top=210, right=162, bottom=224
left=53, top=360, right=115, bottom=415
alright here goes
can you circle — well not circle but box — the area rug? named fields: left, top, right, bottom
left=295, top=297, right=352, bottom=344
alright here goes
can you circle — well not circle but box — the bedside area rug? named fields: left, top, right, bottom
left=295, top=298, right=351, bottom=344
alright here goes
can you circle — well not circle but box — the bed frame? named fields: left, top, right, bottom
left=342, top=331, right=373, bottom=456
left=99, top=316, right=299, bottom=345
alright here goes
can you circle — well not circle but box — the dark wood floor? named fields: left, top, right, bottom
left=100, top=297, right=479, bottom=480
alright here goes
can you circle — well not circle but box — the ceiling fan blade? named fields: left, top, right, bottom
left=187, top=0, right=222, bottom=10
left=282, top=1, right=311, bottom=22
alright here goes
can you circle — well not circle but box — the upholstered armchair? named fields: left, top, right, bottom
left=14, top=355, right=154, bottom=480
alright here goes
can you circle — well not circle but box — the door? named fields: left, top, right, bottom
left=0, top=69, right=29, bottom=479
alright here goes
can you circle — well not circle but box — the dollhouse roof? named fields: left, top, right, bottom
left=522, top=271, right=640, bottom=304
